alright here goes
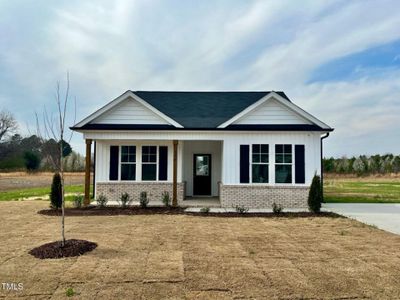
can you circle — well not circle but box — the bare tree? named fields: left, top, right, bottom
left=0, top=110, right=18, bottom=142
left=35, top=73, right=76, bottom=246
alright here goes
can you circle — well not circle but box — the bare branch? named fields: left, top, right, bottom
left=0, top=110, right=18, bottom=141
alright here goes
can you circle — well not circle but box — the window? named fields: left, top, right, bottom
left=252, top=144, right=269, bottom=183
left=275, top=144, right=292, bottom=183
left=120, top=146, right=136, bottom=180
left=142, top=146, right=157, bottom=180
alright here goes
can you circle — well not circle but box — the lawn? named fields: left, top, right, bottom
left=0, top=185, right=91, bottom=201
left=324, top=175, right=400, bottom=203
left=1, top=201, right=400, bottom=299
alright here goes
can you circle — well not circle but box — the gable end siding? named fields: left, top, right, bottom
left=92, top=97, right=170, bottom=125
left=233, top=99, right=311, bottom=125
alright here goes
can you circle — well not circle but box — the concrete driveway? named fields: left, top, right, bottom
left=323, top=203, right=400, bottom=235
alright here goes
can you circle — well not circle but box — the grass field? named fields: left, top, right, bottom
left=324, top=175, right=400, bottom=203
left=1, top=172, right=399, bottom=203
left=0, top=185, right=92, bottom=201
left=0, top=172, right=91, bottom=202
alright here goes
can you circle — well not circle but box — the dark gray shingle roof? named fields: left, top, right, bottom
left=133, top=91, right=290, bottom=128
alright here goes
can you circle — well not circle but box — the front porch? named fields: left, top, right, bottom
left=84, top=139, right=223, bottom=207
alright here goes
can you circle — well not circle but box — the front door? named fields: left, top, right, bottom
left=193, top=154, right=212, bottom=196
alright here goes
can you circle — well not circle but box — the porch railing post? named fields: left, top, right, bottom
left=172, top=140, right=178, bottom=207
left=84, top=139, right=92, bottom=206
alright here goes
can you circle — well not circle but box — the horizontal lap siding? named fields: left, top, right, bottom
left=92, top=97, right=169, bottom=125
left=234, top=99, right=312, bottom=125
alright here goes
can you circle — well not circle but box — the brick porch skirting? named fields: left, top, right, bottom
left=96, top=182, right=185, bottom=204
left=220, top=184, right=309, bottom=209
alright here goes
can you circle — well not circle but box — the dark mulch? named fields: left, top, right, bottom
left=38, top=206, right=185, bottom=216
left=29, top=239, right=97, bottom=259
left=38, top=207, right=341, bottom=218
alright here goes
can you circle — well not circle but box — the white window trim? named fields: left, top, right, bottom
left=141, top=145, right=159, bottom=181
left=250, top=144, right=269, bottom=184
left=119, top=145, right=137, bottom=181
left=274, top=144, right=294, bottom=185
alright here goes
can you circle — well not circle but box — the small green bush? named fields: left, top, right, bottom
left=96, top=194, right=108, bottom=208
left=66, top=287, right=75, bottom=297
left=272, top=202, right=283, bottom=214
left=161, top=191, right=171, bottom=207
left=118, top=192, right=132, bottom=208
left=73, top=194, right=84, bottom=208
left=200, top=207, right=210, bottom=213
left=139, top=191, right=149, bottom=208
left=234, top=205, right=249, bottom=214
left=50, top=173, right=62, bottom=209
left=308, top=174, right=322, bottom=213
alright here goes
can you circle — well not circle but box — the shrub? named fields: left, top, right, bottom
left=234, top=205, right=249, bottom=214
left=118, top=192, right=132, bottom=208
left=161, top=191, right=171, bottom=207
left=139, top=191, right=149, bottom=208
left=66, top=287, right=75, bottom=297
left=24, top=151, right=40, bottom=171
left=200, top=207, right=210, bottom=213
left=272, top=202, right=283, bottom=214
left=49, top=173, right=62, bottom=209
left=96, top=194, right=108, bottom=208
left=73, top=194, right=84, bottom=208
left=308, top=174, right=322, bottom=213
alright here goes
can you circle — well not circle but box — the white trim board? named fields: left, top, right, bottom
left=73, top=90, right=183, bottom=128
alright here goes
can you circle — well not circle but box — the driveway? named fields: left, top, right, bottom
left=323, top=203, right=400, bottom=235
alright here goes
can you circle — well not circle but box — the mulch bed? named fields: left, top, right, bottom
left=38, top=207, right=340, bottom=218
left=29, top=239, right=97, bottom=259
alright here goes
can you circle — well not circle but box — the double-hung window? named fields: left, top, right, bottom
left=252, top=144, right=269, bottom=183
left=275, top=144, right=292, bottom=183
left=142, top=146, right=157, bottom=180
left=120, top=146, right=136, bottom=180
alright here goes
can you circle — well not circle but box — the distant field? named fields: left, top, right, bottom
left=0, top=172, right=92, bottom=201
left=324, top=174, right=400, bottom=203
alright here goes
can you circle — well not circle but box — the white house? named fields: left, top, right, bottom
left=71, top=91, right=333, bottom=208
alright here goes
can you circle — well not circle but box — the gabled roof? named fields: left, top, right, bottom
left=71, top=90, right=333, bottom=132
left=134, top=91, right=290, bottom=128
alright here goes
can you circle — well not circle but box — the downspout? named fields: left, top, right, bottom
left=320, top=133, right=330, bottom=202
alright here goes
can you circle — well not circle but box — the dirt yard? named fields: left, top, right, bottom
left=0, top=172, right=85, bottom=191
left=1, top=201, right=400, bottom=299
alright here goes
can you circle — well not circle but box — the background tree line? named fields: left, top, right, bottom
left=323, top=154, right=400, bottom=175
left=0, top=109, right=85, bottom=172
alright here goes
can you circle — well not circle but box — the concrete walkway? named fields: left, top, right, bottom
left=323, top=203, right=400, bottom=235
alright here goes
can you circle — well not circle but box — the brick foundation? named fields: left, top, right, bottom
left=220, top=184, right=309, bottom=209
left=96, top=182, right=185, bottom=204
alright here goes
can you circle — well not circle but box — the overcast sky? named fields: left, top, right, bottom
left=1, top=0, right=399, bottom=157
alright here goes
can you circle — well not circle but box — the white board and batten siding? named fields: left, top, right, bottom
left=233, top=99, right=312, bottom=125
left=222, top=132, right=321, bottom=186
left=95, top=140, right=183, bottom=183
left=91, top=97, right=170, bottom=125
left=91, top=131, right=321, bottom=187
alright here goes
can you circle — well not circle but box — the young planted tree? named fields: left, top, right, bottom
left=35, top=73, right=76, bottom=246
left=50, top=173, right=62, bottom=209
left=308, top=174, right=322, bottom=213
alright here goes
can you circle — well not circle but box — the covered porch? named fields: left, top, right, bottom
left=83, top=139, right=223, bottom=208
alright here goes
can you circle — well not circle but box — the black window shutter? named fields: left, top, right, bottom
left=158, top=146, right=168, bottom=181
left=109, top=146, right=119, bottom=181
left=240, top=145, right=250, bottom=183
left=295, top=145, right=305, bottom=184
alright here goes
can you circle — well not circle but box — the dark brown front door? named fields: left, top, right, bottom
left=193, top=154, right=211, bottom=196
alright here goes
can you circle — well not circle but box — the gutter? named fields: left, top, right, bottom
left=320, top=133, right=330, bottom=202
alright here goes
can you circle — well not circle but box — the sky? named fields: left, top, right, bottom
left=0, top=0, right=399, bottom=157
